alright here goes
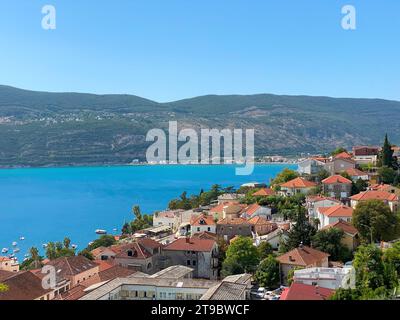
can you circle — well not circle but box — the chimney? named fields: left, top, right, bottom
left=185, top=236, right=190, bottom=243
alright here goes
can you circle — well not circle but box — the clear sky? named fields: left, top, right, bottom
left=0, top=0, right=399, bottom=102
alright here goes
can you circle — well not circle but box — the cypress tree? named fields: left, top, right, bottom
left=381, top=134, right=394, bottom=168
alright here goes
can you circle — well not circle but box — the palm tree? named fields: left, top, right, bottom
left=63, top=237, right=71, bottom=249
left=29, top=246, right=42, bottom=269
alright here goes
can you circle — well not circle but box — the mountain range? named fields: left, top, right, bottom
left=0, top=85, right=399, bottom=167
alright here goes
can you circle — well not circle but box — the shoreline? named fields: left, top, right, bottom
left=0, top=162, right=299, bottom=170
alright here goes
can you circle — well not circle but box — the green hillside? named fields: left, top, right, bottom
left=0, top=85, right=399, bottom=167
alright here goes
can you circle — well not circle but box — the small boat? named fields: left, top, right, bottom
left=24, top=253, right=29, bottom=258
left=113, top=228, right=117, bottom=232
left=1, top=248, right=8, bottom=254
left=12, top=241, right=17, bottom=246
left=42, top=243, right=48, bottom=248
left=23, top=258, right=28, bottom=262
left=95, top=229, right=107, bottom=235
left=71, top=244, right=78, bottom=249
left=8, top=254, right=15, bottom=258
left=20, top=236, right=25, bottom=241
left=88, top=241, right=94, bottom=246
left=13, top=248, right=20, bottom=254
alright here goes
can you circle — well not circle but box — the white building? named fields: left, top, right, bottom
left=306, top=196, right=341, bottom=219
left=294, top=267, right=356, bottom=290
left=316, top=205, right=353, bottom=229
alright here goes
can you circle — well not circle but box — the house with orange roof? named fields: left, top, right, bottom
left=0, top=256, right=19, bottom=272
left=90, top=246, right=118, bottom=261
left=162, top=238, right=219, bottom=279
left=240, top=203, right=272, bottom=220
left=350, top=190, right=399, bottom=212
left=209, top=202, right=244, bottom=220
left=316, top=204, right=353, bottom=229
left=305, top=195, right=341, bottom=219
left=345, top=168, right=370, bottom=181
left=334, top=151, right=353, bottom=160
left=248, top=216, right=277, bottom=236
left=280, top=282, right=334, bottom=300
left=113, top=238, right=163, bottom=274
left=322, top=175, right=352, bottom=199
left=276, top=245, right=330, bottom=285
left=369, top=183, right=400, bottom=196
left=216, top=217, right=253, bottom=241
left=252, top=188, right=276, bottom=197
left=190, top=214, right=216, bottom=234
left=322, top=220, right=359, bottom=251
left=279, top=177, right=317, bottom=197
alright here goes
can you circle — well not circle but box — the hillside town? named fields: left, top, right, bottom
left=1, top=135, right=400, bottom=301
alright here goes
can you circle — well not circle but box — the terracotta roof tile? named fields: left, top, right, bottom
left=253, top=188, right=276, bottom=196
left=163, top=238, right=216, bottom=252
left=280, top=283, right=334, bottom=300
left=277, top=246, right=329, bottom=266
left=317, top=205, right=353, bottom=217
left=322, top=220, right=358, bottom=236
left=350, top=190, right=399, bottom=202
left=334, top=152, right=352, bottom=159
left=191, top=214, right=216, bottom=226
left=322, top=175, right=352, bottom=185
left=280, top=177, right=317, bottom=189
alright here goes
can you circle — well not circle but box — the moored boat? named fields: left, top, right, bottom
left=12, top=241, right=17, bottom=246
left=95, top=229, right=107, bottom=235
left=1, top=248, right=8, bottom=254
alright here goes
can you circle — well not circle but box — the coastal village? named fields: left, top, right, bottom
left=1, top=135, right=400, bottom=301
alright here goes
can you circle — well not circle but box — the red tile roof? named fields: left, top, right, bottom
left=322, top=220, right=358, bottom=236
left=209, top=202, right=240, bottom=213
left=0, top=256, right=11, bottom=262
left=280, top=177, right=317, bottom=189
left=248, top=216, right=272, bottom=226
left=94, top=259, right=114, bottom=272
left=191, top=214, right=216, bottom=226
left=322, top=175, right=352, bottom=185
left=346, top=168, right=368, bottom=177
left=253, top=188, right=276, bottom=196
left=0, top=271, right=52, bottom=300
left=191, top=231, right=217, bottom=240
left=350, top=190, right=399, bottom=202
left=277, top=246, right=329, bottom=266
left=280, top=283, right=334, bottom=300
left=45, top=255, right=99, bottom=278
left=317, top=205, right=353, bottom=217
left=163, top=238, right=216, bottom=252
left=334, top=152, right=352, bottom=159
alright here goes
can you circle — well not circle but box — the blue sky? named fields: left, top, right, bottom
left=0, top=0, right=399, bottom=102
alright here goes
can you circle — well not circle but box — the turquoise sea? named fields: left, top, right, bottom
left=0, top=164, right=296, bottom=259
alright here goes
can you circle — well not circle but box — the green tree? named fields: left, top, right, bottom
left=271, top=168, right=299, bottom=187
left=283, top=206, right=316, bottom=251
left=254, top=255, right=280, bottom=289
left=354, top=178, right=368, bottom=194
left=312, top=228, right=351, bottom=261
left=331, top=147, right=348, bottom=156
left=87, top=235, right=117, bottom=251
left=257, top=241, right=274, bottom=261
left=353, top=245, right=385, bottom=291
left=221, top=237, right=260, bottom=276
left=383, top=241, right=400, bottom=279
left=79, top=249, right=94, bottom=260
left=381, top=134, right=394, bottom=168
left=330, top=288, right=361, bottom=300
left=352, top=200, right=400, bottom=243
left=378, top=166, right=396, bottom=184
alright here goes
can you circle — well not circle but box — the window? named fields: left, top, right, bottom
left=207, top=227, right=211, bottom=232
left=187, top=260, right=191, bottom=266
left=197, top=227, right=200, bottom=232
left=127, top=250, right=133, bottom=257
left=192, top=260, right=196, bottom=266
